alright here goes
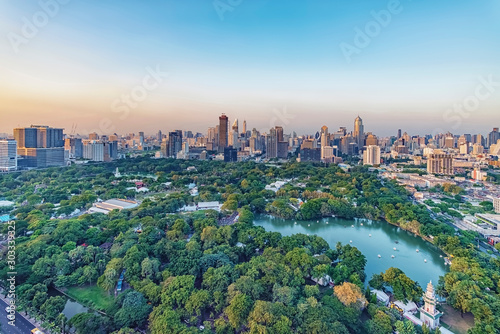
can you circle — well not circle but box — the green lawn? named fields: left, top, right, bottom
left=65, top=285, right=115, bottom=312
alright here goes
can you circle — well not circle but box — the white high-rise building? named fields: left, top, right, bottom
left=83, top=140, right=105, bottom=162
left=0, top=139, right=17, bottom=172
left=363, top=145, right=381, bottom=165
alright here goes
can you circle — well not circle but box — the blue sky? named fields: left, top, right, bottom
left=1, top=0, right=499, bottom=136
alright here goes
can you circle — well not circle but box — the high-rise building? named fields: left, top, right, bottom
left=157, top=130, right=162, bottom=142
left=266, top=128, right=278, bottom=159
left=224, top=146, right=237, bottom=162
left=488, top=128, right=499, bottom=148
left=427, top=154, right=454, bottom=175
left=168, top=131, right=183, bottom=157
left=320, top=125, right=329, bottom=148
left=89, top=132, right=99, bottom=140
left=363, top=145, right=381, bottom=165
left=64, top=138, right=83, bottom=159
left=218, top=114, right=228, bottom=153
left=353, top=116, right=364, bottom=149
left=242, top=120, right=247, bottom=136
left=397, top=129, right=402, bottom=139
left=0, top=139, right=17, bottom=172
left=365, top=133, right=378, bottom=146
left=14, top=125, right=64, bottom=167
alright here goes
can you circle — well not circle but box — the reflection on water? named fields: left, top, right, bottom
left=254, top=215, right=448, bottom=288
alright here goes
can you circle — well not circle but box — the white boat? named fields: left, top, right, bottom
left=378, top=254, right=381, bottom=258
left=391, top=255, right=395, bottom=258
left=439, top=255, right=443, bottom=258
left=416, top=249, right=419, bottom=252
left=351, top=225, right=354, bottom=228
left=369, top=234, right=372, bottom=237
left=393, top=247, right=396, bottom=251
left=360, top=223, right=363, bottom=226
left=326, top=222, right=329, bottom=224
left=317, top=220, right=319, bottom=223
left=424, top=259, right=427, bottom=263
left=308, top=224, right=310, bottom=227
left=294, top=222, right=297, bottom=225
left=350, top=240, right=352, bottom=243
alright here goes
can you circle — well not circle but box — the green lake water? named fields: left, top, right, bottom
left=254, top=215, right=448, bottom=288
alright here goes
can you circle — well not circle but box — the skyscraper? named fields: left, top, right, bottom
left=218, top=114, right=228, bottom=153
left=242, top=120, right=247, bottom=136
left=363, top=145, right=381, bottom=165
left=488, top=128, right=499, bottom=148
left=168, top=130, right=183, bottom=157
left=14, top=125, right=64, bottom=168
left=320, top=125, right=329, bottom=147
left=353, top=116, right=364, bottom=149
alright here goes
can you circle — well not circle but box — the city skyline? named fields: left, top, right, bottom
left=1, top=1, right=500, bottom=135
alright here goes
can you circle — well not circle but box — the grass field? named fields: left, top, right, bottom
left=65, top=285, right=115, bottom=312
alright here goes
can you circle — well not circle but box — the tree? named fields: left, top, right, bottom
left=40, top=296, right=66, bottom=322
left=333, top=282, right=367, bottom=309
left=225, top=293, right=253, bottom=329
left=115, top=291, right=152, bottom=328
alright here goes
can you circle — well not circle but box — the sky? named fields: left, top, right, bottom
left=1, top=0, right=500, bottom=137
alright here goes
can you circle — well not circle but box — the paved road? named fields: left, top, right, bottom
left=0, top=299, right=36, bottom=334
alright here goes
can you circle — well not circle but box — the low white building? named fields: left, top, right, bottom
left=371, top=289, right=390, bottom=306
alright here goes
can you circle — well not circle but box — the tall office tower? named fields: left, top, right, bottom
left=218, top=114, right=228, bottom=153
left=157, top=130, right=162, bottom=142
left=363, top=145, right=381, bottom=165
left=488, top=128, right=500, bottom=148
left=444, top=136, right=455, bottom=149
left=14, top=125, right=65, bottom=168
left=365, top=133, right=378, bottom=146
left=207, top=127, right=216, bottom=142
left=275, top=126, right=284, bottom=142
left=266, top=128, right=278, bottom=158
left=353, top=116, right=364, bottom=149
left=167, top=131, right=183, bottom=157
left=474, top=134, right=485, bottom=146
left=320, top=125, right=329, bottom=147
left=242, top=120, right=247, bottom=136
left=397, top=129, right=402, bottom=139
left=64, top=138, right=83, bottom=159
left=321, top=145, right=334, bottom=161
left=89, top=132, right=99, bottom=140
left=138, top=131, right=145, bottom=146
left=160, top=139, right=169, bottom=157
left=427, top=153, right=454, bottom=175
left=458, top=135, right=467, bottom=147
left=83, top=140, right=105, bottom=161
left=0, top=139, right=17, bottom=171
left=229, top=119, right=239, bottom=148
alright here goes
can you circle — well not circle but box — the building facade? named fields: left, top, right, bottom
left=0, top=139, right=17, bottom=172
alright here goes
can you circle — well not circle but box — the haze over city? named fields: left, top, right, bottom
left=1, top=0, right=500, bottom=135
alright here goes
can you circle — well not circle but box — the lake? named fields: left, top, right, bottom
left=48, top=287, right=89, bottom=320
left=254, top=215, right=448, bottom=289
